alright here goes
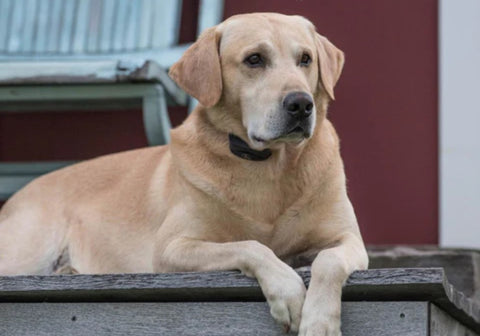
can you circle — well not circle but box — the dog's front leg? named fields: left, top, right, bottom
left=155, top=237, right=306, bottom=332
left=298, top=232, right=368, bottom=336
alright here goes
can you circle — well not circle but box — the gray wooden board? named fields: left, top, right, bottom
left=0, top=44, right=190, bottom=69
left=0, top=60, right=187, bottom=105
left=289, top=247, right=480, bottom=301
left=0, top=268, right=479, bottom=333
left=0, top=83, right=186, bottom=107
left=0, top=301, right=428, bottom=336
left=431, top=303, right=480, bottom=336
left=0, top=99, right=142, bottom=112
left=0, top=268, right=445, bottom=300
left=368, top=247, right=480, bottom=298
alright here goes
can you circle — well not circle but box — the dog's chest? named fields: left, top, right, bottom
left=221, top=173, right=312, bottom=251
left=225, top=172, right=303, bottom=222
left=233, top=203, right=310, bottom=258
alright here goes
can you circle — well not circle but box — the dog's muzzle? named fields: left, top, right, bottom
left=281, top=91, right=314, bottom=139
left=283, top=91, right=313, bottom=121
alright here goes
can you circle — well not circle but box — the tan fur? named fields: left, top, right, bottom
left=315, top=34, right=345, bottom=100
left=169, top=27, right=222, bottom=107
left=0, top=13, right=367, bottom=336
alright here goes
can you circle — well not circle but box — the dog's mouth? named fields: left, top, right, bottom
left=287, top=125, right=306, bottom=136
left=278, top=124, right=311, bottom=141
left=248, top=120, right=313, bottom=149
left=250, top=127, right=310, bottom=148
left=252, top=135, right=266, bottom=143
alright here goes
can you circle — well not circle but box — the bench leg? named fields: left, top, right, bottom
left=143, top=85, right=171, bottom=146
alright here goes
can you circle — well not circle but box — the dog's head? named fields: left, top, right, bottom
left=169, top=13, right=344, bottom=150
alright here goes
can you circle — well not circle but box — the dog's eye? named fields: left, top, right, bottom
left=300, top=53, right=311, bottom=67
left=244, top=53, right=264, bottom=68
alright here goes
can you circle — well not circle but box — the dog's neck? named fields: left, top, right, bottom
left=201, top=105, right=314, bottom=166
left=228, top=134, right=272, bottom=161
left=169, top=106, right=330, bottom=223
left=171, top=105, right=319, bottom=173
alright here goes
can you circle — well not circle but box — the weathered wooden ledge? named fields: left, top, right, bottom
left=0, top=268, right=479, bottom=335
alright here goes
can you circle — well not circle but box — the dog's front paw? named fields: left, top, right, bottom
left=298, top=315, right=341, bottom=336
left=298, top=290, right=342, bottom=336
left=259, top=264, right=306, bottom=333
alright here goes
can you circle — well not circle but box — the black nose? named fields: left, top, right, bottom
left=283, top=92, right=314, bottom=120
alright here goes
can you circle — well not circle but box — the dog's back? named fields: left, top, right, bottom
left=0, top=146, right=170, bottom=275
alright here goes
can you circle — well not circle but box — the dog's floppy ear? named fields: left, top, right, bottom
left=315, top=34, right=344, bottom=100
left=169, top=27, right=222, bottom=108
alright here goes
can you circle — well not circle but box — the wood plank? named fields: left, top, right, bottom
left=431, top=304, right=479, bottom=336
left=143, top=85, right=171, bottom=145
left=0, top=162, right=73, bottom=175
left=342, top=302, right=428, bottom=336
left=0, top=301, right=428, bottom=336
left=0, top=176, right=34, bottom=200
left=120, top=60, right=188, bottom=104
left=58, top=0, right=77, bottom=54
left=123, top=0, right=140, bottom=51
left=0, top=44, right=190, bottom=68
left=19, top=0, right=37, bottom=53
left=0, top=0, right=13, bottom=51
left=86, top=0, right=102, bottom=53
left=369, top=247, right=480, bottom=298
left=198, top=0, right=224, bottom=35
left=0, top=60, right=119, bottom=83
left=0, top=62, right=188, bottom=104
left=137, top=0, right=153, bottom=49
left=291, top=246, right=480, bottom=301
left=0, top=99, right=141, bottom=113
left=45, top=0, right=62, bottom=53
left=0, top=162, right=72, bottom=200
left=345, top=269, right=480, bottom=333
left=99, top=0, right=115, bottom=53
left=111, top=0, right=128, bottom=52
left=1, top=268, right=477, bottom=333
left=71, top=0, right=89, bottom=53
left=6, top=0, right=23, bottom=53
left=0, top=268, right=455, bottom=303
left=0, top=83, right=179, bottom=104
left=32, top=0, right=49, bottom=53
left=0, top=83, right=157, bottom=100
left=151, top=0, right=181, bottom=48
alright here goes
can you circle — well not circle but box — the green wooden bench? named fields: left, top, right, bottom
left=0, top=0, right=224, bottom=201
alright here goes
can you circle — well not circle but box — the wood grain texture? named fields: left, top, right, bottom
left=0, top=268, right=478, bottom=333
left=0, top=0, right=182, bottom=55
left=0, top=0, right=13, bottom=50
left=368, top=247, right=480, bottom=298
left=290, top=247, right=480, bottom=301
left=431, top=304, right=480, bottom=336
left=0, top=60, right=187, bottom=104
left=0, top=301, right=428, bottom=336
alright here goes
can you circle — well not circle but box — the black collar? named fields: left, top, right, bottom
left=229, top=134, right=272, bottom=161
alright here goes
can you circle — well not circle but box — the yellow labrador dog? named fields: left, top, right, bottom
left=0, top=13, right=367, bottom=335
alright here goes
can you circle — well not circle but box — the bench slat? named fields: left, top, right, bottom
left=0, top=0, right=13, bottom=50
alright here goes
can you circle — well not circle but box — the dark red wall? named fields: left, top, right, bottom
left=223, top=0, right=439, bottom=244
left=0, top=0, right=438, bottom=245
